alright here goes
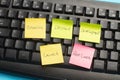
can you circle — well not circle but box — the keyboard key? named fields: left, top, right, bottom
left=11, top=20, right=21, bottom=28
left=94, top=50, right=98, bottom=58
left=22, top=0, right=32, bottom=9
left=110, top=22, right=118, bottom=30
left=100, top=20, right=108, bottom=29
left=32, top=1, right=42, bottom=10
left=115, top=32, right=120, bottom=40
left=59, top=16, right=68, bottom=19
left=0, top=28, right=11, bottom=37
left=108, top=10, right=117, bottom=19
left=90, top=19, right=98, bottom=24
left=54, top=3, right=64, bottom=13
left=0, top=38, right=4, bottom=47
left=36, top=42, right=45, bottom=51
left=18, top=50, right=30, bottom=62
left=8, top=10, right=18, bottom=18
left=93, top=60, right=105, bottom=71
left=12, top=0, right=23, bottom=8
left=0, top=9, right=8, bottom=17
left=5, top=49, right=17, bottom=60
left=46, top=23, right=51, bottom=32
left=42, top=2, right=52, bottom=12
left=43, top=33, right=51, bottom=42
left=100, top=50, right=108, bottom=59
left=5, top=39, right=15, bottom=48
left=85, top=42, right=93, bottom=47
left=65, top=5, right=74, bottom=14
left=18, top=11, right=28, bottom=19
left=0, top=0, right=11, bottom=7
left=53, top=38, right=61, bottom=43
left=104, top=30, right=112, bottom=39
left=62, top=45, right=66, bottom=54
left=12, top=30, right=22, bottom=38
left=0, top=48, right=4, bottom=59
left=117, top=42, right=120, bottom=50
left=110, top=51, right=118, bottom=60
left=97, top=8, right=107, bottom=18
left=107, top=61, right=118, bottom=72
left=28, top=12, right=38, bottom=18
left=25, top=41, right=35, bottom=50
left=63, top=39, right=72, bottom=45
left=0, top=19, right=11, bottom=27
left=85, top=7, right=95, bottom=17
left=95, top=40, right=104, bottom=48
left=75, top=6, right=84, bottom=15
left=73, top=27, right=79, bottom=36
left=106, top=41, right=114, bottom=49
left=31, top=52, right=40, bottom=64
left=15, top=40, right=25, bottom=49
left=67, top=46, right=73, bottom=55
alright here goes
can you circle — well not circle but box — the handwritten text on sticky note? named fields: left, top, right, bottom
left=51, top=18, right=73, bottom=39
left=25, top=18, right=46, bottom=38
left=69, top=43, right=95, bottom=69
left=79, top=22, right=101, bottom=43
left=40, top=43, right=64, bottom=65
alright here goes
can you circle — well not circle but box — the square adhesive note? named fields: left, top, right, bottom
left=40, top=43, right=64, bottom=65
left=69, top=43, right=95, bottom=69
left=79, top=22, right=101, bottom=43
left=25, top=18, right=46, bottom=38
left=51, top=18, right=73, bottom=39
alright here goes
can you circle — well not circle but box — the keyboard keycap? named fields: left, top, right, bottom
left=25, top=41, right=35, bottom=50
left=28, top=12, right=38, bottom=18
left=97, top=8, right=107, bottom=18
left=0, top=0, right=11, bottom=7
left=85, top=7, right=95, bottom=17
left=42, top=2, right=52, bottom=12
left=0, top=9, right=8, bottom=17
left=12, top=0, right=23, bottom=8
left=0, top=38, right=4, bottom=47
left=107, top=61, right=118, bottom=72
left=75, top=6, right=84, bottom=15
left=110, top=22, right=118, bottom=30
left=104, top=30, right=112, bottom=39
left=8, top=10, right=18, bottom=18
left=12, top=30, right=22, bottom=38
left=64, top=40, right=72, bottom=45
left=5, top=39, right=15, bottom=48
left=67, top=46, right=73, bottom=55
left=53, top=38, right=61, bottom=43
left=115, top=32, right=120, bottom=40
left=100, top=50, right=108, bottom=59
left=95, top=40, right=104, bottom=48
left=15, top=40, right=25, bottom=49
left=65, top=5, right=74, bottom=14
left=108, top=10, right=117, bottom=19
left=106, top=41, right=114, bottom=49
left=36, top=42, right=45, bottom=51
left=0, top=48, right=4, bottom=59
left=73, top=27, right=79, bottom=36
left=93, top=60, right=105, bottom=71
left=110, top=51, right=118, bottom=60
left=32, top=1, right=42, bottom=10
left=54, top=3, right=64, bottom=13
left=31, top=52, right=40, bottom=64
left=62, top=45, right=66, bottom=54
left=85, top=42, right=93, bottom=47
left=38, top=13, right=47, bottom=18
left=5, top=49, right=17, bottom=60
left=0, top=28, right=11, bottom=37
left=43, top=33, right=51, bottom=42
left=46, top=23, right=51, bottom=32
left=117, top=42, right=120, bottom=50
left=100, top=20, right=108, bottom=29
left=0, top=19, right=11, bottom=27
left=18, top=50, right=30, bottom=62
left=22, top=0, right=32, bottom=9
left=11, top=20, right=21, bottom=28
left=18, top=11, right=28, bottom=19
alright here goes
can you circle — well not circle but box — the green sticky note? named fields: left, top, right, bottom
left=51, top=18, right=73, bottom=39
left=79, top=22, right=101, bottom=43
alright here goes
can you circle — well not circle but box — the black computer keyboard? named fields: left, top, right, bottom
left=0, top=0, right=120, bottom=80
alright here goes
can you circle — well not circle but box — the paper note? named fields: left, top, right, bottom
left=25, top=18, right=46, bottom=38
left=51, top=18, right=73, bottom=39
left=69, top=43, right=95, bottom=69
left=79, top=22, right=101, bottom=43
left=40, top=43, right=64, bottom=65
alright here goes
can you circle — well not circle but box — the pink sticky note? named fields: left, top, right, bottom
left=69, top=43, right=95, bottom=69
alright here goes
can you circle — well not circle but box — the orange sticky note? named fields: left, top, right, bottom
left=25, top=18, right=46, bottom=38
left=40, top=43, right=64, bottom=65
left=69, top=43, right=95, bottom=69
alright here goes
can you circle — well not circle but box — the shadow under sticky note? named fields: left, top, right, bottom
left=25, top=18, right=46, bottom=39
left=79, top=22, right=101, bottom=43
left=51, top=18, right=73, bottom=39
left=69, top=43, right=95, bottom=69
left=40, top=43, right=64, bottom=65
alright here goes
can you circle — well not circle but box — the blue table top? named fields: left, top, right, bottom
left=1, top=0, right=120, bottom=80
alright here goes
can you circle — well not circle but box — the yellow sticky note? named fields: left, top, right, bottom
left=79, top=22, right=101, bottom=43
left=51, top=18, right=73, bottom=39
left=25, top=18, right=46, bottom=38
left=40, top=43, right=64, bottom=65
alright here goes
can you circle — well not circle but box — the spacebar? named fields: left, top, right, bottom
left=0, top=61, right=120, bottom=80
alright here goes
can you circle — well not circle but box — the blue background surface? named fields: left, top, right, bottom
left=0, top=0, right=120, bottom=80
